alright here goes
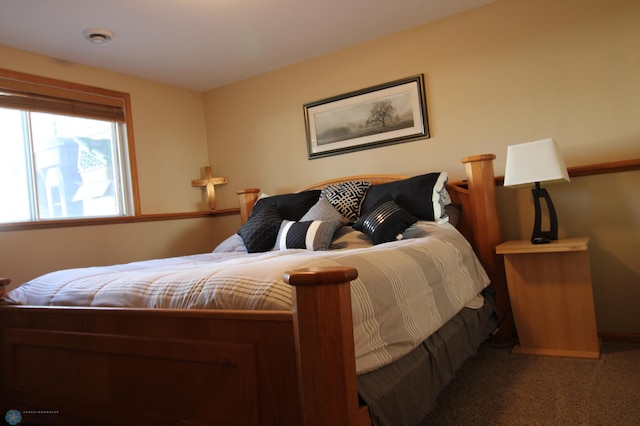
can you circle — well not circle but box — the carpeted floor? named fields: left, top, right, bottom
left=422, top=341, right=640, bottom=425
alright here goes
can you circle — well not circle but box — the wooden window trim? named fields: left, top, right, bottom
left=0, top=68, right=141, bottom=217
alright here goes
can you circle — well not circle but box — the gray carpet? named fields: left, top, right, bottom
left=422, top=341, right=640, bottom=425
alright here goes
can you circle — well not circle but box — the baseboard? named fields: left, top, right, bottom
left=598, top=332, right=640, bottom=344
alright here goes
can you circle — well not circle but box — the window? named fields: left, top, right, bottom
left=0, top=69, right=139, bottom=224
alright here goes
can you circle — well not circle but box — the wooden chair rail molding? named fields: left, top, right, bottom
left=566, top=158, right=640, bottom=178
left=0, top=208, right=239, bottom=232
left=4, top=158, right=636, bottom=232
left=494, top=158, right=640, bottom=186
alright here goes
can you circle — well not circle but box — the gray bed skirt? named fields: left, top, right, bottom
left=357, top=291, right=498, bottom=426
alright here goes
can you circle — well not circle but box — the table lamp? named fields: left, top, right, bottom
left=503, top=138, right=570, bottom=244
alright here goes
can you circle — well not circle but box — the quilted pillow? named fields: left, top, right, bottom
left=237, top=203, right=282, bottom=253
left=360, top=172, right=448, bottom=221
left=300, top=196, right=350, bottom=224
left=252, top=190, right=321, bottom=221
left=320, top=181, right=372, bottom=222
left=353, top=194, right=418, bottom=245
left=275, top=219, right=343, bottom=251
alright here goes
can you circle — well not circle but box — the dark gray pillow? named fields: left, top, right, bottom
left=237, top=203, right=282, bottom=253
left=360, top=172, right=447, bottom=221
left=252, top=190, right=321, bottom=221
left=353, top=194, right=418, bottom=245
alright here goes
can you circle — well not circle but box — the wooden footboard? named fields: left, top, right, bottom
left=1, top=308, right=299, bottom=425
left=0, top=267, right=367, bottom=426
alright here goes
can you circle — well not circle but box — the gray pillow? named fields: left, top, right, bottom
left=212, top=234, right=248, bottom=253
left=301, top=197, right=350, bottom=224
left=329, top=226, right=374, bottom=250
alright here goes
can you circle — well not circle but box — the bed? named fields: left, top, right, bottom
left=0, top=153, right=511, bottom=425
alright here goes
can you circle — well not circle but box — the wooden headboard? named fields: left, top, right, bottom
left=236, top=154, right=514, bottom=342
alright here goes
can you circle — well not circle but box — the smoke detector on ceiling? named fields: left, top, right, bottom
left=82, top=28, right=113, bottom=45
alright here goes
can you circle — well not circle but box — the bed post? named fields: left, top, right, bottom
left=236, top=188, right=260, bottom=224
left=284, top=267, right=369, bottom=426
left=461, top=154, right=515, bottom=343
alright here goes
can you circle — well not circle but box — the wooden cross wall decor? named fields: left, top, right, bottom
left=191, top=165, right=228, bottom=210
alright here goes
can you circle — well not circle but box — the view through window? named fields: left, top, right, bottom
left=0, top=110, right=130, bottom=222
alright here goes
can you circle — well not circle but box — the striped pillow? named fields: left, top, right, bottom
left=275, top=219, right=342, bottom=251
left=353, top=195, right=418, bottom=245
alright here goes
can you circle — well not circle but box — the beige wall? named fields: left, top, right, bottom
left=0, top=46, right=218, bottom=286
left=203, top=0, right=640, bottom=333
left=0, top=0, right=638, bottom=334
left=0, top=219, right=217, bottom=287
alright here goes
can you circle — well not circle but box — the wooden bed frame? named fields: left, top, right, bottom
left=0, top=154, right=511, bottom=425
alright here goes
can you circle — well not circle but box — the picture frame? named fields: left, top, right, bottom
left=304, top=75, right=429, bottom=159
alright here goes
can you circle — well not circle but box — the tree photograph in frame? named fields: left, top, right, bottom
left=304, top=75, right=429, bottom=159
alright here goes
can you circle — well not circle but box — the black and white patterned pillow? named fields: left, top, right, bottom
left=353, top=194, right=418, bottom=245
left=320, top=181, right=371, bottom=222
left=275, top=219, right=343, bottom=251
left=237, top=203, right=282, bottom=253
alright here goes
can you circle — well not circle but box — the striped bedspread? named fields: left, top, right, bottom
left=6, top=222, right=490, bottom=374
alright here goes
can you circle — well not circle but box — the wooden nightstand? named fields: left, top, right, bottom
left=496, top=237, right=599, bottom=359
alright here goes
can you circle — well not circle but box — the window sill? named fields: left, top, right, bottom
left=0, top=208, right=239, bottom=232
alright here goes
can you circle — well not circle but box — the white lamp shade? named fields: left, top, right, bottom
left=503, top=138, right=570, bottom=187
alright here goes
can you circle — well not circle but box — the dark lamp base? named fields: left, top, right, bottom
left=531, top=183, right=559, bottom=244
left=531, top=237, right=552, bottom=244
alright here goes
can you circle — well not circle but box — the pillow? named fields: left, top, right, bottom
left=275, top=219, right=343, bottom=251
left=212, top=234, right=248, bottom=253
left=251, top=190, right=321, bottom=221
left=439, top=186, right=452, bottom=206
left=360, top=172, right=448, bottom=221
left=320, top=181, right=372, bottom=222
left=329, top=226, right=374, bottom=250
left=237, top=203, right=282, bottom=253
left=353, top=194, right=418, bottom=245
left=300, top=196, right=350, bottom=224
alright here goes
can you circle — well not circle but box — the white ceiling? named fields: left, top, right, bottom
left=0, top=0, right=494, bottom=91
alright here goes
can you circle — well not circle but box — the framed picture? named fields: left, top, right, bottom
left=304, top=75, right=429, bottom=159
